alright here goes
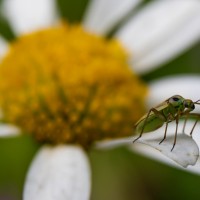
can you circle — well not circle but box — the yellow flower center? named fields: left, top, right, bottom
left=0, top=24, right=147, bottom=147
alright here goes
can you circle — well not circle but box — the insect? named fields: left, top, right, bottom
left=133, top=95, right=200, bottom=151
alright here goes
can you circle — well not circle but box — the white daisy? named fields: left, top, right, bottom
left=0, top=0, right=200, bottom=200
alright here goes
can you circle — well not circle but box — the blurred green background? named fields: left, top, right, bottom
left=0, top=0, right=200, bottom=199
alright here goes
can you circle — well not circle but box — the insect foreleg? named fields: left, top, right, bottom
left=133, top=108, right=166, bottom=143
left=190, top=119, right=198, bottom=136
left=181, top=113, right=200, bottom=136
left=181, top=109, right=194, bottom=133
left=182, top=114, right=188, bottom=134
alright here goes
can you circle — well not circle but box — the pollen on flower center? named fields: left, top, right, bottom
left=0, top=24, right=147, bottom=147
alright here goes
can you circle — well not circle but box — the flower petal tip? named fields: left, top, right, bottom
left=136, top=134, right=199, bottom=168
left=83, top=0, right=141, bottom=35
left=2, top=0, right=58, bottom=35
left=23, top=145, right=91, bottom=200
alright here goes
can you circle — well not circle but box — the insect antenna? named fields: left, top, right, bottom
left=194, top=99, right=200, bottom=105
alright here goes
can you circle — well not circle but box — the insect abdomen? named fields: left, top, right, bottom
left=135, top=115, right=164, bottom=134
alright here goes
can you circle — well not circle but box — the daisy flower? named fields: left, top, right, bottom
left=0, top=0, right=200, bottom=199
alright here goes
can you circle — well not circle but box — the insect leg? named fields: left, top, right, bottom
left=171, top=116, right=179, bottom=151
left=182, top=114, right=188, bottom=134
left=181, top=113, right=200, bottom=135
left=190, top=119, right=198, bottom=136
left=133, top=108, right=165, bottom=143
left=159, top=114, right=172, bottom=144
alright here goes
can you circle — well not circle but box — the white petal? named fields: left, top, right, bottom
left=83, top=0, right=141, bottom=35
left=2, top=0, right=58, bottom=35
left=183, top=120, right=200, bottom=174
left=97, top=120, right=200, bottom=172
left=147, top=75, right=200, bottom=112
left=95, top=137, right=132, bottom=149
left=24, top=145, right=91, bottom=200
left=0, top=36, right=8, bottom=60
left=132, top=120, right=200, bottom=173
left=116, top=0, right=200, bottom=74
left=0, top=124, right=20, bottom=137
left=137, top=134, right=199, bottom=168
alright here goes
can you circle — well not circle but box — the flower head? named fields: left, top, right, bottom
left=0, top=24, right=147, bottom=147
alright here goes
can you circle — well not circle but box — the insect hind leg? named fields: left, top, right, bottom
left=133, top=108, right=166, bottom=143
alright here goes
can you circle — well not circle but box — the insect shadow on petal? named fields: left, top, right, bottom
left=133, top=95, right=200, bottom=151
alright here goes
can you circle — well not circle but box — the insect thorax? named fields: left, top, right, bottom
left=163, top=104, right=181, bottom=120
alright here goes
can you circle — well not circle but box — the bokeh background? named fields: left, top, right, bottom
left=0, top=0, right=200, bottom=199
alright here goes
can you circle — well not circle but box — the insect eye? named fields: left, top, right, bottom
left=192, top=104, right=195, bottom=110
left=172, top=97, right=179, bottom=101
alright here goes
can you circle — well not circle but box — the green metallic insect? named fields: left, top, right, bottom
left=133, top=95, right=200, bottom=151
